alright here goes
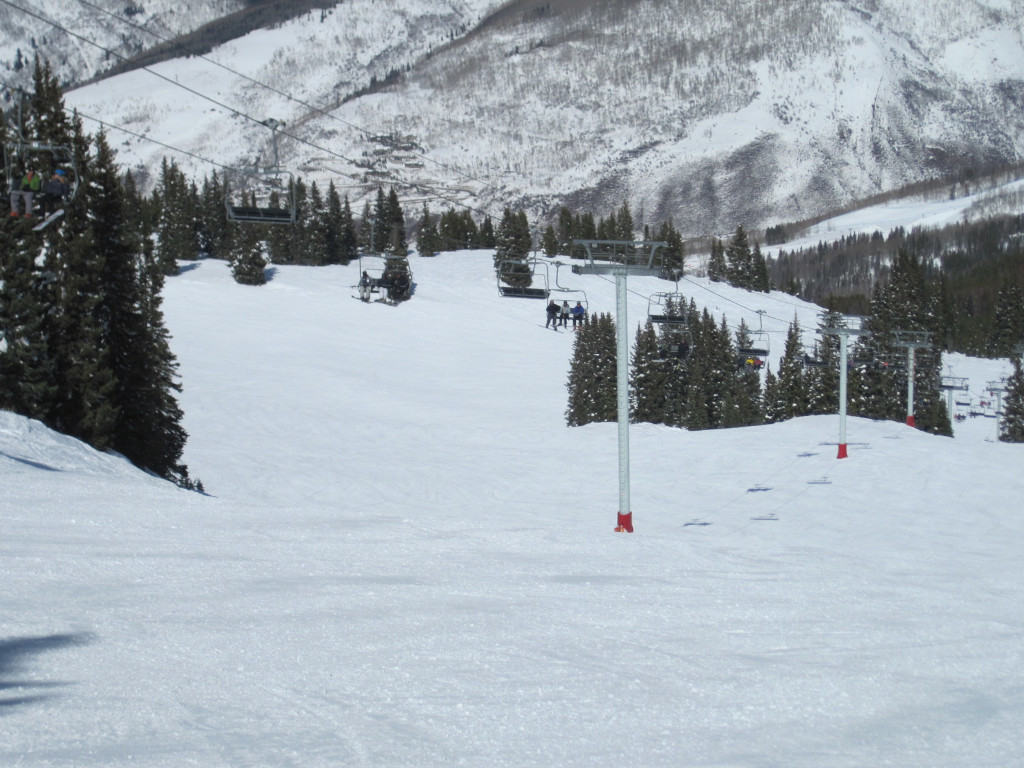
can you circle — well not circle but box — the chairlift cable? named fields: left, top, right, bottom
left=70, top=0, right=501, bottom=196
left=0, top=0, right=502, bottom=220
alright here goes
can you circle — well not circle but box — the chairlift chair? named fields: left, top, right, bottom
left=737, top=333, right=770, bottom=367
left=225, top=118, right=296, bottom=225
left=734, top=310, right=769, bottom=369
left=656, top=325, right=693, bottom=364
left=497, top=258, right=549, bottom=299
left=647, top=291, right=687, bottom=325
left=357, top=252, right=412, bottom=303
left=803, top=353, right=827, bottom=368
left=550, top=260, right=588, bottom=310
left=3, top=94, right=80, bottom=218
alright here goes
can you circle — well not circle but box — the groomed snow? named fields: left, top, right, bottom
left=2, top=251, right=1023, bottom=767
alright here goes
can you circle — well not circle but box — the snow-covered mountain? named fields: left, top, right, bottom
left=4, top=0, right=1024, bottom=233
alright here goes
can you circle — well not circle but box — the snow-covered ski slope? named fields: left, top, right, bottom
left=2, top=252, right=1023, bottom=767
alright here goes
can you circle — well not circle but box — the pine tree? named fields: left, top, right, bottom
left=762, top=366, right=780, bottom=424
left=478, top=215, right=495, bottom=249
left=541, top=225, right=558, bottom=258
left=566, top=313, right=617, bottom=426
left=630, top=321, right=668, bottom=423
left=231, top=223, right=269, bottom=285
left=990, top=283, right=1024, bottom=358
left=494, top=208, right=531, bottom=287
left=725, top=225, right=753, bottom=288
left=707, top=238, right=727, bottom=282
left=112, top=213, right=189, bottom=481
left=0, top=225, right=57, bottom=419
left=773, top=315, right=809, bottom=421
left=654, top=220, right=685, bottom=277
left=198, top=173, right=232, bottom=259
left=322, top=181, right=344, bottom=265
left=91, top=131, right=189, bottom=477
left=806, top=307, right=842, bottom=415
left=615, top=201, right=635, bottom=242
left=155, top=158, right=198, bottom=272
left=304, top=181, right=327, bottom=265
left=999, top=355, right=1024, bottom=442
left=751, top=241, right=771, bottom=292
left=339, top=195, right=359, bottom=263
left=415, top=203, right=440, bottom=257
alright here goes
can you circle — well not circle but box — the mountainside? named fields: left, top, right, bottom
left=4, top=0, right=1024, bottom=234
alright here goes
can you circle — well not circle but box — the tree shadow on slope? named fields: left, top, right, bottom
left=0, top=633, right=94, bottom=712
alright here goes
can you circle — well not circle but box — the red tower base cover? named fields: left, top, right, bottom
left=616, top=512, right=634, bottom=532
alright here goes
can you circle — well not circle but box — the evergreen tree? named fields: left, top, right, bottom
left=322, top=181, right=344, bottom=265
left=304, top=181, right=327, bottom=265
left=198, top=172, right=232, bottom=259
left=541, top=224, right=558, bottom=258
left=860, top=249, right=951, bottom=435
left=339, top=195, right=359, bottom=263
left=751, top=241, right=771, bottom=292
left=999, top=355, right=1024, bottom=442
left=0, top=226, right=57, bottom=418
left=494, top=208, right=531, bottom=287
left=388, top=187, right=408, bottom=255
left=478, top=215, right=495, bottom=249
left=772, top=315, right=809, bottom=421
left=615, top=201, right=635, bottom=242
left=556, top=206, right=575, bottom=254
left=415, top=203, right=440, bottom=257
left=5, top=63, right=190, bottom=482
left=630, top=321, right=668, bottom=423
left=806, top=307, right=842, bottom=415
left=155, top=158, right=199, bottom=272
left=762, top=365, right=781, bottom=424
left=725, top=225, right=753, bottom=288
left=566, top=313, right=617, bottom=426
left=654, top=220, right=685, bottom=278
left=231, top=223, right=269, bottom=285
left=81, top=130, right=188, bottom=479
left=990, top=282, right=1024, bottom=358
left=707, top=238, right=727, bottom=282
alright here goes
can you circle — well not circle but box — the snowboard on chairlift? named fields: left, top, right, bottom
left=32, top=209, right=64, bottom=231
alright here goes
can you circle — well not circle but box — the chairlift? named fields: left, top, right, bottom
left=803, top=346, right=829, bottom=369
left=3, top=93, right=80, bottom=220
left=550, top=260, right=588, bottom=310
left=737, top=310, right=770, bottom=368
left=497, top=258, right=549, bottom=299
left=225, top=118, right=296, bottom=225
left=655, top=324, right=692, bottom=364
left=647, top=291, right=688, bottom=325
left=355, top=251, right=412, bottom=304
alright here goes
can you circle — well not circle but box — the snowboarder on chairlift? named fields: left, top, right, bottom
left=10, top=167, right=40, bottom=218
left=358, top=271, right=373, bottom=302
left=545, top=300, right=560, bottom=329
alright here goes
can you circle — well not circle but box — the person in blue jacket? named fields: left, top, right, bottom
left=571, top=301, right=586, bottom=329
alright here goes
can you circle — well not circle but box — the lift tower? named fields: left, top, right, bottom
left=573, top=239, right=668, bottom=532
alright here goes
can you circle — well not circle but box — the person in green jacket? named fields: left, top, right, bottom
left=10, top=167, right=41, bottom=217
